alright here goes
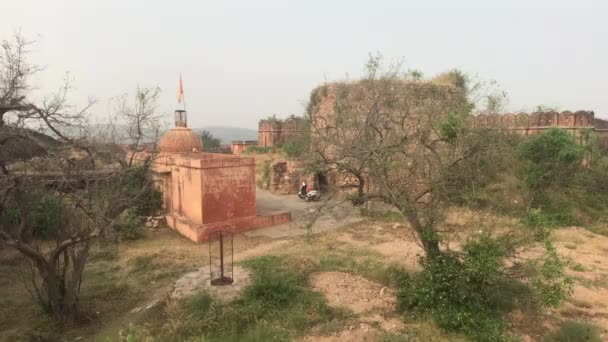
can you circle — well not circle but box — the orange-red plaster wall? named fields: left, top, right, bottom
left=169, top=165, right=203, bottom=225
left=201, top=158, right=256, bottom=225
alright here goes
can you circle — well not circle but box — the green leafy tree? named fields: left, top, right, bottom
left=519, top=128, right=584, bottom=193
left=200, top=130, right=221, bottom=148
left=306, top=56, right=572, bottom=340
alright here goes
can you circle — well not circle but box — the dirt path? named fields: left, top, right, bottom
left=304, top=271, right=404, bottom=341
left=551, top=227, right=608, bottom=332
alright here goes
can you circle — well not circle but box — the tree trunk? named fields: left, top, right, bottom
left=39, top=245, right=89, bottom=323
left=41, top=272, right=75, bottom=322
left=352, top=175, right=366, bottom=206
left=403, top=210, right=441, bottom=258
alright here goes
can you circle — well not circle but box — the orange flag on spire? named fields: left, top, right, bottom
left=177, top=74, right=184, bottom=103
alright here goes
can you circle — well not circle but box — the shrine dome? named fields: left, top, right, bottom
left=158, top=110, right=203, bottom=153
left=159, top=127, right=203, bottom=153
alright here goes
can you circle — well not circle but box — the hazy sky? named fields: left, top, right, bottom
left=4, top=0, right=608, bottom=129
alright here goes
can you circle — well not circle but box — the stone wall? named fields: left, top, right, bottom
left=268, top=161, right=313, bottom=195
left=258, top=117, right=306, bottom=147
left=231, top=140, right=258, bottom=155
left=307, top=80, right=466, bottom=192
left=471, top=111, right=608, bottom=149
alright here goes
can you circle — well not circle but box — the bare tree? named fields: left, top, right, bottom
left=0, top=34, right=158, bottom=322
left=306, top=56, right=503, bottom=257
left=107, top=86, right=163, bottom=165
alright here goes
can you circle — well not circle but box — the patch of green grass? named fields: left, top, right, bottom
left=209, top=321, right=290, bottom=342
left=153, top=255, right=350, bottom=340
left=184, top=292, right=214, bottom=317
left=543, top=320, right=602, bottom=342
left=402, top=318, right=466, bottom=341
left=89, top=247, right=119, bottom=262
left=129, top=254, right=157, bottom=273
left=244, top=146, right=272, bottom=154
left=237, top=256, right=347, bottom=332
left=379, top=330, right=409, bottom=342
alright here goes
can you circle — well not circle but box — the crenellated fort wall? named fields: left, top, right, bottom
left=471, top=111, right=608, bottom=150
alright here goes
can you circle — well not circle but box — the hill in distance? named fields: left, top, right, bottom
left=194, top=126, right=258, bottom=145
left=49, top=124, right=258, bottom=145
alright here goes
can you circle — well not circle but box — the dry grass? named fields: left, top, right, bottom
left=2, top=215, right=607, bottom=341
left=0, top=229, right=269, bottom=340
left=570, top=299, right=594, bottom=309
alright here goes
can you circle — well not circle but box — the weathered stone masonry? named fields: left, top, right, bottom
left=471, top=111, right=608, bottom=150
left=258, top=117, right=306, bottom=147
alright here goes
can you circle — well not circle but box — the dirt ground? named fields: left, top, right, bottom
left=1, top=203, right=608, bottom=340
left=310, top=271, right=396, bottom=314
left=551, top=227, right=608, bottom=330
left=304, top=271, right=404, bottom=342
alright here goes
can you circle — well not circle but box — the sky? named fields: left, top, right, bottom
left=4, top=0, right=608, bottom=129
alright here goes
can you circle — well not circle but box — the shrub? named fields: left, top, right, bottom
left=0, top=189, right=64, bottom=240
left=200, top=130, right=221, bottom=148
left=280, top=123, right=310, bottom=158
left=113, top=209, right=143, bottom=242
left=135, top=186, right=162, bottom=217
left=124, top=166, right=162, bottom=216
left=28, top=191, right=63, bottom=239
left=518, top=129, right=584, bottom=204
left=281, top=140, right=305, bottom=158
left=442, top=130, right=523, bottom=210
left=395, top=236, right=511, bottom=341
left=514, top=129, right=608, bottom=227
left=437, top=108, right=468, bottom=144
left=543, top=320, right=602, bottom=342
left=531, top=240, right=573, bottom=307
left=244, top=146, right=271, bottom=154
left=521, top=209, right=561, bottom=237
left=260, top=160, right=271, bottom=189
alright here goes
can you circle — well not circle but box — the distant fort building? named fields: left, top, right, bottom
left=258, top=116, right=306, bottom=148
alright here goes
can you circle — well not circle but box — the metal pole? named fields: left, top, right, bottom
left=208, top=231, right=212, bottom=284
left=181, top=73, right=187, bottom=113
left=219, top=230, right=224, bottom=280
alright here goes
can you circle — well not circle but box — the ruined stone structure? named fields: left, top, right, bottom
left=471, top=111, right=608, bottom=150
left=267, top=161, right=315, bottom=195
left=258, top=116, right=306, bottom=147
left=231, top=140, right=258, bottom=155
left=145, top=110, right=290, bottom=243
left=307, top=81, right=466, bottom=192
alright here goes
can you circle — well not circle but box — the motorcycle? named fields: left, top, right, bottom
left=298, top=189, right=320, bottom=202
